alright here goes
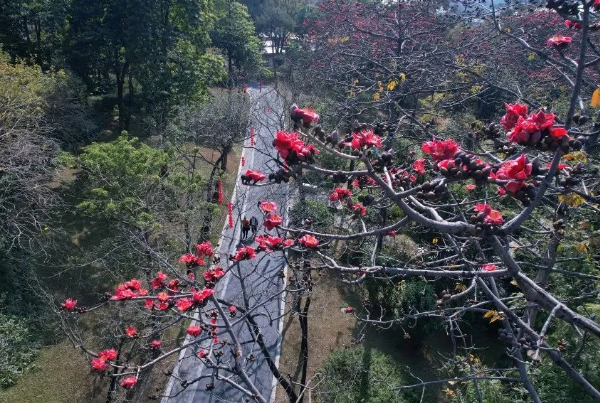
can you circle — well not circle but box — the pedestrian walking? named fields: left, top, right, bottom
left=241, top=217, right=250, bottom=239
left=249, top=216, right=259, bottom=235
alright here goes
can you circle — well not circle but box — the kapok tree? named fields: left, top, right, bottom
left=60, top=1, right=600, bottom=402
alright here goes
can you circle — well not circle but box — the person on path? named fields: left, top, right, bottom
left=242, top=217, right=250, bottom=239
left=249, top=216, right=259, bottom=235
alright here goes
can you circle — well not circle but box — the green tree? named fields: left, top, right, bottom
left=211, top=0, right=263, bottom=79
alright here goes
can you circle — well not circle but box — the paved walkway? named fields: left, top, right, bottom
left=162, top=85, right=289, bottom=403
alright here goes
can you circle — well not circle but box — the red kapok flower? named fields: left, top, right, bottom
left=351, top=203, right=367, bottom=217
left=330, top=188, right=352, bottom=201
left=547, top=35, right=572, bottom=48
left=466, top=184, right=476, bottom=191
left=350, top=129, right=382, bottom=149
left=482, top=264, right=497, bottom=272
left=386, top=230, right=396, bottom=238
left=259, top=200, right=278, bottom=213
left=187, top=325, right=202, bottom=337
left=229, top=305, right=237, bottom=314
left=195, top=241, right=214, bottom=256
left=63, top=298, right=77, bottom=310
left=176, top=297, right=194, bottom=312
left=474, top=203, right=504, bottom=225
left=245, top=169, right=267, bottom=182
left=192, top=287, right=214, bottom=303
left=231, top=246, right=257, bottom=262
left=151, top=271, right=168, bottom=289
left=120, top=377, right=138, bottom=389
left=273, top=131, right=302, bottom=160
left=500, top=103, right=528, bottom=130
left=179, top=253, right=205, bottom=266
left=421, top=138, right=460, bottom=162
left=298, top=235, right=319, bottom=248
left=149, top=340, right=162, bottom=349
left=98, top=349, right=117, bottom=361
left=157, top=292, right=169, bottom=303
left=263, top=214, right=283, bottom=231
left=125, top=326, right=138, bottom=338
left=144, top=299, right=154, bottom=310
left=214, top=267, right=225, bottom=278
left=565, top=20, right=582, bottom=29
left=493, top=154, right=532, bottom=194
left=198, top=349, right=207, bottom=358
left=92, top=358, right=108, bottom=371
left=549, top=127, right=569, bottom=140
left=413, top=159, right=426, bottom=174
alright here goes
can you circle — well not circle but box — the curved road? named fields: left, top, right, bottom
left=163, top=85, right=290, bottom=403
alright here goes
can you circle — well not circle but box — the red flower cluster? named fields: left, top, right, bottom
left=125, top=325, right=138, bottom=338
left=112, top=278, right=148, bottom=300
left=255, top=235, right=294, bottom=252
left=203, top=267, right=225, bottom=283
left=245, top=169, right=267, bottom=182
left=482, top=264, right=497, bottom=272
left=291, top=105, right=320, bottom=124
left=500, top=103, right=528, bottom=130
left=329, top=187, right=352, bottom=201
left=350, top=203, right=367, bottom=217
left=505, top=108, right=559, bottom=144
left=120, top=377, right=138, bottom=389
left=228, top=202, right=234, bottom=228
left=195, top=241, right=214, bottom=257
left=259, top=200, right=278, bottom=213
left=151, top=271, right=169, bottom=289
left=187, top=325, right=203, bottom=337
left=179, top=253, right=205, bottom=267
left=63, top=298, right=77, bottom=310
left=490, top=154, right=532, bottom=194
left=348, top=129, right=382, bottom=150
left=263, top=214, right=283, bottom=231
left=192, top=287, right=215, bottom=303
left=230, top=246, right=257, bottom=262
left=547, top=35, right=572, bottom=48
left=298, top=235, right=319, bottom=248
left=92, top=348, right=118, bottom=372
left=149, top=340, right=162, bottom=349
left=473, top=203, right=504, bottom=225
left=421, top=138, right=460, bottom=162
left=413, top=159, right=426, bottom=174
left=273, top=131, right=319, bottom=164
left=176, top=297, right=194, bottom=312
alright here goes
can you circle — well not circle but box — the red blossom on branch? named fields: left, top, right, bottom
left=187, top=325, right=202, bottom=337
left=120, top=377, right=138, bottom=389
left=421, top=138, right=460, bottom=162
left=98, top=349, right=117, bottom=361
left=500, top=103, right=528, bottom=130
left=63, top=298, right=77, bottom=310
left=298, top=235, right=319, bottom=248
left=125, top=325, right=138, bottom=338
left=474, top=203, right=504, bottom=225
left=259, top=200, right=278, bottom=213
left=349, top=129, right=382, bottom=149
left=413, top=158, right=426, bottom=174
left=176, top=297, right=194, bottom=312
left=230, top=246, right=257, bottom=262
left=195, top=241, right=214, bottom=257
left=149, top=340, right=162, bottom=349
left=329, top=188, right=352, bottom=201
left=482, top=264, right=497, bottom=272
left=92, top=358, right=108, bottom=371
left=491, top=154, right=532, bottom=194
left=263, top=214, right=283, bottom=231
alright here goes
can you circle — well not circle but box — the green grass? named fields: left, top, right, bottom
left=0, top=340, right=105, bottom=403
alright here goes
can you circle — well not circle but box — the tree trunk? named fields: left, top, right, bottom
left=115, top=60, right=129, bottom=132
left=127, top=70, right=134, bottom=130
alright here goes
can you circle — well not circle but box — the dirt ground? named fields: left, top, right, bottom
left=274, top=270, right=358, bottom=403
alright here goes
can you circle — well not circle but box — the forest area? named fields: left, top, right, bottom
left=3, top=0, right=600, bottom=402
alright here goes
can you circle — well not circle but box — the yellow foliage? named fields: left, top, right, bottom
left=373, top=93, right=380, bottom=101
left=558, top=193, right=586, bottom=208
left=592, top=88, right=600, bottom=108
left=563, top=151, right=588, bottom=163
left=575, top=241, right=589, bottom=254
left=483, top=310, right=502, bottom=323
left=400, top=72, right=406, bottom=82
